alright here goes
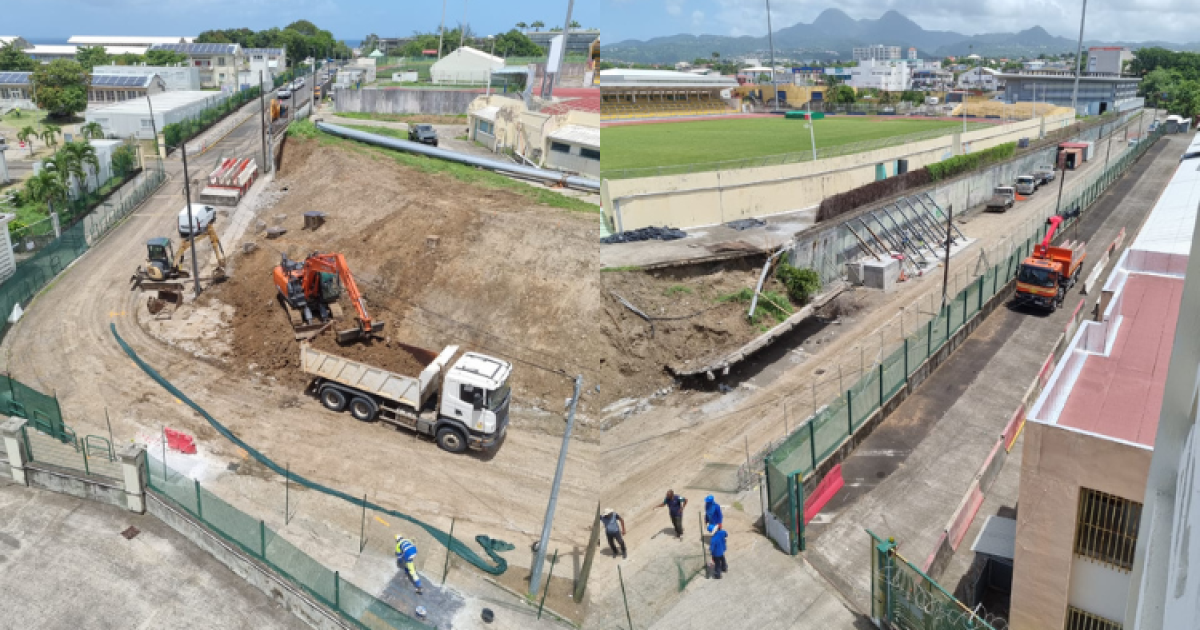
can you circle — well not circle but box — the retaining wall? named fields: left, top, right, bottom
left=25, top=464, right=128, bottom=509
left=334, top=87, right=481, bottom=115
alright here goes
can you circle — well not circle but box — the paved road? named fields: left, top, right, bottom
left=802, top=132, right=1182, bottom=612
left=0, top=479, right=305, bottom=630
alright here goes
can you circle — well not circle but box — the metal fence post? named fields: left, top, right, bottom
left=359, top=493, right=367, bottom=553
left=927, top=321, right=932, bottom=357
left=442, top=516, right=456, bottom=584
left=846, top=391, right=854, bottom=434
left=260, top=520, right=266, bottom=559
left=82, top=447, right=90, bottom=476
left=334, top=571, right=340, bottom=609
left=903, top=338, right=909, bottom=377
left=808, top=420, right=817, bottom=469
left=878, top=363, right=884, bottom=405
left=537, top=549, right=559, bottom=619
left=195, top=479, right=202, bottom=518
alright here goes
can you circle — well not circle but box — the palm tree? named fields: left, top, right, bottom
left=516, top=22, right=528, bottom=29
left=41, top=153, right=84, bottom=202
left=25, top=169, right=68, bottom=217
left=61, top=141, right=100, bottom=193
left=80, top=122, right=104, bottom=140
left=40, top=125, right=61, bottom=151
left=16, top=126, right=37, bottom=157
left=531, top=20, right=544, bottom=31
left=569, top=20, right=581, bottom=28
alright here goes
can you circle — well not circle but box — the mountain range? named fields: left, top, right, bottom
left=602, top=9, right=1200, bottom=64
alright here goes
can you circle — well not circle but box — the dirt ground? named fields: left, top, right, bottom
left=196, top=138, right=786, bottom=420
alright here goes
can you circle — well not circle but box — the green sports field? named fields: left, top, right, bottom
left=602, top=116, right=989, bottom=178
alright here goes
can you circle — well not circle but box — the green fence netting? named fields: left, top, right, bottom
left=198, top=485, right=264, bottom=559
left=113, top=324, right=513, bottom=576
left=771, top=422, right=814, bottom=480
left=907, top=322, right=929, bottom=375
left=0, top=374, right=65, bottom=438
left=766, top=456, right=791, bottom=524
left=881, top=346, right=906, bottom=401
left=850, top=367, right=879, bottom=430
left=814, top=397, right=848, bottom=463
left=264, top=528, right=340, bottom=606
left=339, top=577, right=431, bottom=630
left=869, top=530, right=996, bottom=630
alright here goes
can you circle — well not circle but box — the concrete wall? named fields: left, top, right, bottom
left=334, top=87, right=480, bottom=115
left=1009, top=422, right=1153, bottom=630
left=602, top=111, right=1076, bottom=231
left=26, top=464, right=128, bottom=509
left=147, top=493, right=351, bottom=630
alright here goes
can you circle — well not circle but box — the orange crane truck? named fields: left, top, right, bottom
left=1015, top=215, right=1086, bottom=312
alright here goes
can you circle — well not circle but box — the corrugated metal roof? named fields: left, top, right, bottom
left=970, top=515, right=1016, bottom=560
left=471, top=106, right=500, bottom=121
left=1131, top=154, right=1200, bottom=256
left=548, top=124, right=600, bottom=149
left=149, top=43, right=240, bottom=55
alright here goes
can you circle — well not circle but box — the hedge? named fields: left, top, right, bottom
left=162, top=86, right=262, bottom=149
left=926, top=142, right=1016, bottom=181
left=817, top=167, right=933, bottom=222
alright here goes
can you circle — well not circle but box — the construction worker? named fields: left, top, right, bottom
left=710, top=528, right=729, bottom=579
left=704, top=495, right=723, bottom=532
left=600, top=508, right=627, bottom=559
left=654, top=490, right=687, bottom=539
left=395, top=535, right=423, bottom=593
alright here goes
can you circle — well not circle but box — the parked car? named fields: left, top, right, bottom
left=1033, top=166, right=1057, bottom=186
left=408, top=124, right=438, bottom=147
left=277, top=88, right=292, bottom=100
left=293, top=77, right=306, bottom=89
left=1015, top=175, right=1038, bottom=195
left=178, top=204, right=217, bottom=237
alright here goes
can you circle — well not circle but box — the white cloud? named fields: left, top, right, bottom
left=666, top=0, right=685, bottom=17
left=692, top=10, right=705, bottom=27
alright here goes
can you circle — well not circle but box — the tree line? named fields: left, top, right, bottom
left=196, top=20, right=352, bottom=68
left=360, top=27, right=546, bottom=59
left=1130, top=47, right=1200, bottom=119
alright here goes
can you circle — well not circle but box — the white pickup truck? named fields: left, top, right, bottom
left=300, top=343, right=512, bottom=453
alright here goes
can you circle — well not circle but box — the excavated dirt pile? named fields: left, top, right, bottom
left=211, top=138, right=773, bottom=414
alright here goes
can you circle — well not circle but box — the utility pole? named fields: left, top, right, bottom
left=1070, top=0, right=1088, bottom=115
left=437, top=0, right=448, bottom=59
left=551, top=0, right=576, bottom=92
left=258, top=71, right=268, bottom=174
left=460, top=0, right=468, bottom=49
left=529, top=375, right=583, bottom=598
left=765, top=0, right=777, bottom=89
left=146, top=94, right=160, bottom=160
left=179, top=147, right=201, bottom=299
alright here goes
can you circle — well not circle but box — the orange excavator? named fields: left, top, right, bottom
left=273, top=252, right=385, bottom=342
left=1015, top=215, right=1087, bottom=312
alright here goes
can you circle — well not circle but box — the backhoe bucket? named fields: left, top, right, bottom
left=212, top=266, right=228, bottom=283
left=336, top=321, right=385, bottom=344
left=294, top=321, right=331, bottom=342
left=147, top=290, right=183, bottom=315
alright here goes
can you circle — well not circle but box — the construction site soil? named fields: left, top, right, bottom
left=205, top=139, right=775, bottom=417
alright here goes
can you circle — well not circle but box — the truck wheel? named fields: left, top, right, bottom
left=348, top=396, right=378, bottom=422
left=320, top=387, right=347, bottom=412
left=436, top=426, right=468, bottom=454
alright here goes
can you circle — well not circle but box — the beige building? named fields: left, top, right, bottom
left=87, top=73, right=167, bottom=104
left=466, top=94, right=599, bottom=180
left=147, top=43, right=244, bottom=89
left=431, top=46, right=503, bottom=85
left=1012, top=150, right=1198, bottom=630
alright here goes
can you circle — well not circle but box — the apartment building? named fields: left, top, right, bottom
left=147, top=43, right=243, bottom=89
left=853, top=44, right=901, bottom=61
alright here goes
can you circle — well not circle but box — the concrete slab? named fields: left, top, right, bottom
left=0, top=479, right=305, bottom=630
left=600, top=210, right=817, bottom=270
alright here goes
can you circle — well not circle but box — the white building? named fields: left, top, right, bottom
left=244, top=48, right=287, bottom=86
left=957, top=67, right=1000, bottom=91
left=431, top=46, right=504, bottom=85
left=93, top=64, right=200, bottom=91
left=87, top=74, right=166, bottom=105
left=907, top=47, right=917, bottom=60
left=545, top=124, right=600, bottom=178
left=1088, top=46, right=1133, bottom=75
left=853, top=44, right=901, bottom=61
left=848, top=59, right=911, bottom=91
left=85, top=91, right=231, bottom=141
left=68, top=36, right=192, bottom=48
left=24, top=45, right=79, bottom=62
left=147, top=43, right=244, bottom=89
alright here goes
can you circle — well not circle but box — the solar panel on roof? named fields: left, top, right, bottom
left=0, top=72, right=32, bottom=85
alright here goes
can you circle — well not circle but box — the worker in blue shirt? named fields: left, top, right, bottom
left=704, top=495, right=723, bottom=532
left=654, top=490, right=687, bottom=539
left=395, top=535, right=423, bottom=593
left=710, top=528, right=729, bottom=579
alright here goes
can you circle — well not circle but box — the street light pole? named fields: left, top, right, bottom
left=1070, top=0, right=1088, bottom=115
left=437, top=0, right=448, bottom=59
left=529, top=375, right=583, bottom=598
left=765, top=0, right=777, bottom=88
left=460, top=0, right=468, bottom=50
left=179, top=147, right=201, bottom=299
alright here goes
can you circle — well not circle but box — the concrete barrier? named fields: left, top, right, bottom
left=334, top=87, right=481, bottom=115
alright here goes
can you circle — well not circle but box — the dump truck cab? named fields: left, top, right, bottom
left=439, top=352, right=512, bottom=450
left=1016, top=258, right=1062, bottom=309
left=1016, top=175, right=1038, bottom=195
left=987, top=186, right=1016, bottom=212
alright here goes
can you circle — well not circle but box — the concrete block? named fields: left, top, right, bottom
left=119, top=443, right=147, bottom=514
left=846, top=262, right=865, bottom=285
left=861, top=258, right=900, bottom=291
left=1, top=416, right=28, bottom=485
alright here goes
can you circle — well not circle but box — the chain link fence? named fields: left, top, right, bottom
left=759, top=124, right=1166, bottom=553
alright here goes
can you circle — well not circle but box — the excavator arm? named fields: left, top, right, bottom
left=174, top=223, right=228, bottom=281
left=300, top=253, right=383, bottom=342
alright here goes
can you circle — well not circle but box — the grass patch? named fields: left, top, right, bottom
left=717, top=287, right=793, bottom=325
left=293, top=120, right=598, bottom=214
left=663, top=285, right=693, bottom=296
left=603, top=117, right=989, bottom=174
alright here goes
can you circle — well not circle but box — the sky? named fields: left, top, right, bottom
left=598, top=0, right=1200, bottom=45
left=5, top=0, right=594, bottom=41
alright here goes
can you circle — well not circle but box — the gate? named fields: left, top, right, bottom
left=869, top=530, right=998, bottom=630
left=763, top=455, right=805, bottom=554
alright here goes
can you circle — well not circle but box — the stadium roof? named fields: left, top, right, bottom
left=600, top=68, right=738, bottom=89
left=548, top=124, right=599, bottom=149
left=992, top=70, right=1140, bottom=83
left=149, top=43, right=240, bottom=55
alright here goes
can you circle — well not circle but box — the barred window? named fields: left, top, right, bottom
left=1065, top=605, right=1122, bottom=630
left=1073, top=487, right=1141, bottom=571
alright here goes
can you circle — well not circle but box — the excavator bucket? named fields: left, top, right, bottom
left=147, top=290, right=183, bottom=316
left=294, top=321, right=332, bottom=342
left=335, top=321, right=385, bottom=344
left=212, top=266, right=228, bottom=283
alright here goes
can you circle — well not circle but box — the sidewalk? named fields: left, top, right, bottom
left=0, top=479, right=304, bottom=629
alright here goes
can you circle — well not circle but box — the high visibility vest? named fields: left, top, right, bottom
left=396, top=538, right=417, bottom=560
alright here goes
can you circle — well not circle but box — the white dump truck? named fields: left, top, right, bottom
left=300, top=344, right=512, bottom=453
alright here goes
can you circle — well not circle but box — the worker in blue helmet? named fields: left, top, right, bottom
left=704, top=495, right=723, bottom=533
left=395, top=535, right=423, bottom=593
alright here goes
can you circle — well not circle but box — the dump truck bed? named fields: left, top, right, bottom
left=299, top=344, right=458, bottom=410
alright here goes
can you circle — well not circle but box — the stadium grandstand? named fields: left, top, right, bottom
left=600, top=69, right=739, bottom=121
